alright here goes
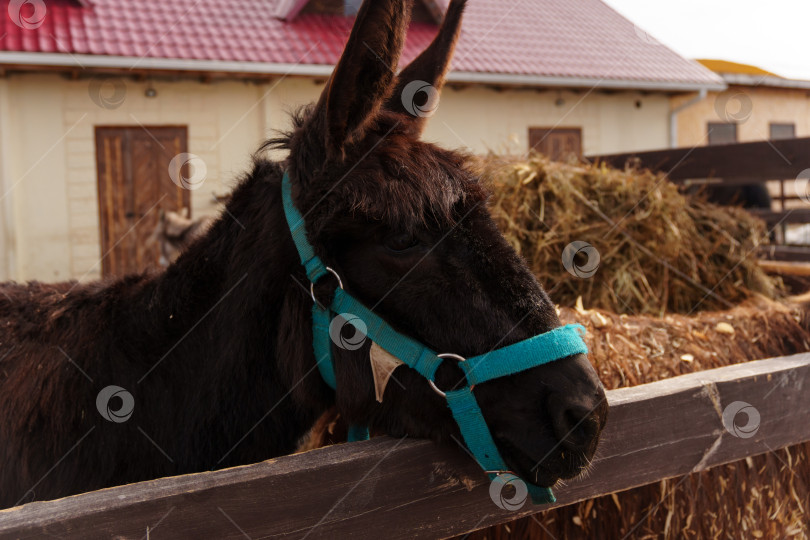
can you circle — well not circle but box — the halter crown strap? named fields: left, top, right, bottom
left=281, top=171, right=328, bottom=283
left=281, top=171, right=588, bottom=506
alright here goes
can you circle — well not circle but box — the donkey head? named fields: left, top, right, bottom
left=282, top=0, right=607, bottom=487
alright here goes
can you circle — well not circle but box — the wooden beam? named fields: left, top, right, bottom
left=587, top=137, right=810, bottom=182
left=748, top=208, right=810, bottom=225
left=1, top=354, right=809, bottom=539
left=0, top=64, right=287, bottom=84
left=759, top=245, right=810, bottom=262
left=759, top=260, right=810, bottom=276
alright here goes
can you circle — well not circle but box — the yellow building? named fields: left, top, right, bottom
left=669, top=60, right=810, bottom=224
left=672, top=59, right=810, bottom=147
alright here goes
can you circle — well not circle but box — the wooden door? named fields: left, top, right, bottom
left=529, top=127, right=583, bottom=161
left=95, top=126, right=190, bottom=277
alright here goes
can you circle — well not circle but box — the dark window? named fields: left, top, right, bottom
left=769, top=123, right=796, bottom=140
left=707, top=122, right=738, bottom=145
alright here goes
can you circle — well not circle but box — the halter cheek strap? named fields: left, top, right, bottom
left=281, top=171, right=589, bottom=505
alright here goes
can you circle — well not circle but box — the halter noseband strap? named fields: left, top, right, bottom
left=281, top=171, right=589, bottom=505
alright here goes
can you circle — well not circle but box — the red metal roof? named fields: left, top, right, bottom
left=0, top=0, right=723, bottom=89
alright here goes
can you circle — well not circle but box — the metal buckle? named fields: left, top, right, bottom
left=428, top=353, right=472, bottom=398
left=310, top=267, right=343, bottom=306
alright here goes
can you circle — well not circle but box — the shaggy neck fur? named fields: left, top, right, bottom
left=0, top=159, right=332, bottom=507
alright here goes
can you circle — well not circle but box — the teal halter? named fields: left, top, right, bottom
left=282, top=172, right=589, bottom=505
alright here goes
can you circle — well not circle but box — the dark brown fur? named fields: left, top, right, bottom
left=0, top=0, right=607, bottom=509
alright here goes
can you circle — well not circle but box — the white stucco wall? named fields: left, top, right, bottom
left=233, top=77, right=672, bottom=156
left=0, top=73, right=670, bottom=282
left=425, top=86, right=669, bottom=156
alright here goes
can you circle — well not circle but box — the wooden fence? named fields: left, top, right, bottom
left=588, top=137, right=810, bottom=259
left=1, top=353, right=809, bottom=539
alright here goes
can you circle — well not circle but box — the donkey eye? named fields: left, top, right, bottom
left=384, top=233, right=419, bottom=253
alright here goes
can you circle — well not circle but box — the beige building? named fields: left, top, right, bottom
left=670, top=60, right=810, bottom=222
left=0, top=0, right=723, bottom=282
left=672, top=60, right=810, bottom=147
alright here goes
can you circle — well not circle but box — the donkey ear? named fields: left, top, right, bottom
left=385, top=0, right=467, bottom=134
left=317, top=0, right=410, bottom=158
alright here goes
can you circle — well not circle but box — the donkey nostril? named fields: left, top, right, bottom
left=551, top=403, right=598, bottom=452
left=566, top=410, right=589, bottom=442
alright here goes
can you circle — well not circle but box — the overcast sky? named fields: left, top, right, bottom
left=602, top=0, right=810, bottom=80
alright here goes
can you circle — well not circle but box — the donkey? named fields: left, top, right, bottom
left=147, top=208, right=216, bottom=267
left=0, top=0, right=607, bottom=509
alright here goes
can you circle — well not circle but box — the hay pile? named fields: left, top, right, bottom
left=464, top=295, right=810, bottom=540
left=481, top=154, right=782, bottom=315
left=563, top=294, right=810, bottom=389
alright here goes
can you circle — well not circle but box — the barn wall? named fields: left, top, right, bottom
left=425, top=86, right=670, bottom=156
left=0, top=78, right=15, bottom=281
left=0, top=73, right=670, bottom=282
left=1, top=75, right=72, bottom=282
left=2, top=74, right=264, bottom=282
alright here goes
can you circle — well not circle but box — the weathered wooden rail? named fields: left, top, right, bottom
left=589, top=137, right=810, bottom=258
left=588, top=137, right=810, bottom=188
left=1, top=353, right=809, bottom=539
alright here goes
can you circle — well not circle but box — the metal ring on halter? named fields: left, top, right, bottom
left=310, top=267, right=344, bottom=305
left=428, top=353, right=473, bottom=398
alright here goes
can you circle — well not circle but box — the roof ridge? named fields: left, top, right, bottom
left=277, top=0, right=445, bottom=23
left=0, top=0, right=725, bottom=91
